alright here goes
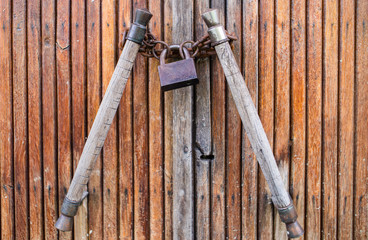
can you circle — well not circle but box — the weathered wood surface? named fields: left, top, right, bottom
left=242, top=0, right=259, bottom=238
left=338, top=1, right=355, bottom=239
left=290, top=0, right=306, bottom=238
left=226, top=1, right=242, bottom=239
left=306, top=1, right=323, bottom=239
left=118, top=1, right=134, bottom=239
left=132, top=2, right=150, bottom=240
left=258, top=0, right=275, bottom=237
left=148, top=1, right=164, bottom=239
left=56, top=1, right=72, bottom=239
left=86, top=0, right=103, bottom=238
left=210, top=4, right=226, bottom=240
left=274, top=0, right=290, bottom=238
left=42, top=0, right=58, bottom=238
left=71, top=0, right=88, bottom=239
left=0, top=0, right=14, bottom=239
left=322, top=1, right=338, bottom=239
left=13, top=1, right=28, bottom=239
left=355, top=2, right=368, bottom=240
left=28, top=1, right=43, bottom=239
left=0, top=1, right=367, bottom=239
left=194, top=1, right=211, bottom=239
left=172, top=1, right=194, bottom=239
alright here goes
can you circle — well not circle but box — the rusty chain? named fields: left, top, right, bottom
left=119, top=28, right=237, bottom=59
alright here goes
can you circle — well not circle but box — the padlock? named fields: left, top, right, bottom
left=158, top=45, right=199, bottom=91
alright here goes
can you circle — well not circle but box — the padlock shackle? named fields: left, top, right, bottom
left=159, top=45, right=191, bottom=65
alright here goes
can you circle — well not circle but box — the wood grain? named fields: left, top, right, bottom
left=132, top=2, right=149, bottom=240
left=322, top=0, right=338, bottom=238
left=0, top=2, right=367, bottom=239
left=338, top=0, right=355, bottom=238
left=163, top=0, right=174, bottom=237
left=194, top=0, right=211, bottom=239
left=290, top=0, right=306, bottom=238
left=71, top=0, right=88, bottom=238
left=148, top=0, right=164, bottom=239
left=354, top=0, right=368, bottom=238
left=0, top=0, right=14, bottom=238
left=171, top=1, right=194, bottom=239
left=102, top=0, right=119, bottom=238
left=306, top=0, right=323, bottom=238
left=258, top=0, right=275, bottom=237
left=210, top=3, right=226, bottom=239
left=118, top=0, right=134, bottom=239
left=68, top=39, right=139, bottom=200
left=274, top=0, right=291, bottom=239
left=28, top=0, right=43, bottom=239
left=42, top=0, right=58, bottom=238
left=242, top=0, right=259, bottom=238
left=86, top=1, right=103, bottom=238
left=56, top=0, right=72, bottom=239
left=13, top=0, right=29, bottom=238
left=226, top=1, right=242, bottom=239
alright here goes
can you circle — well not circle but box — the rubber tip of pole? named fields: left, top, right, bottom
left=55, top=214, right=74, bottom=232
left=202, top=9, right=220, bottom=28
left=134, top=8, right=153, bottom=26
left=286, top=220, right=304, bottom=238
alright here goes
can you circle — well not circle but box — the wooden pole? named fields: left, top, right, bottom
left=55, top=8, right=152, bottom=231
left=202, top=9, right=304, bottom=238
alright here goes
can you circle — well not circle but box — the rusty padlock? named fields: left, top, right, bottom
left=158, top=45, right=199, bottom=91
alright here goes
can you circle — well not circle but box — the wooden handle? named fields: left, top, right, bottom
left=214, top=41, right=291, bottom=208
left=67, top=40, right=140, bottom=202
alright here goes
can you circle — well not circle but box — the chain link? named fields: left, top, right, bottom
left=119, top=28, right=237, bottom=59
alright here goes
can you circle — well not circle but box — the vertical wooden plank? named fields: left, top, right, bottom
left=274, top=0, right=290, bottom=238
left=242, top=0, right=259, bottom=239
left=101, top=0, right=118, bottom=238
left=210, top=1, right=226, bottom=239
left=86, top=0, right=103, bottom=238
left=226, top=1, right=242, bottom=239
left=72, top=0, right=88, bottom=238
left=56, top=0, right=72, bottom=239
left=322, top=0, right=338, bottom=238
left=13, top=0, right=29, bottom=239
left=42, top=0, right=58, bottom=238
left=338, top=0, right=355, bottom=238
left=170, top=1, right=195, bottom=239
left=306, top=0, right=322, bottom=238
left=194, top=0, right=211, bottom=239
left=0, top=0, right=14, bottom=238
left=171, top=0, right=194, bottom=239
left=163, top=0, right=173, bottom=238
left=28, top=0, right=43, bottom=239
left=118, top=0, right=134, bottom=239
left=258, top=0, right=274, bottom=238
left=148, top=1, right=164, bottom=239
left=290, top=0, right=306, bottom=237
left=133, top=1, right=149, bottom=239
left=354, top=0, right=368, bottom=238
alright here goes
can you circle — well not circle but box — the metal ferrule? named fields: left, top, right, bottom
left=126, top=23, right=147, bottom=44
left=60, top=197, right=81, bottom=217
left=202, top=9, right=229, bottom=46
left=277, top=204, right=304, bottom=238
left=207, top=25, right=228, bottom=46
left=278, top=204, right=298, bottom=223
left=60, top=191, right=88, bottom=217
left=126, top=8, right=153, bottom=44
